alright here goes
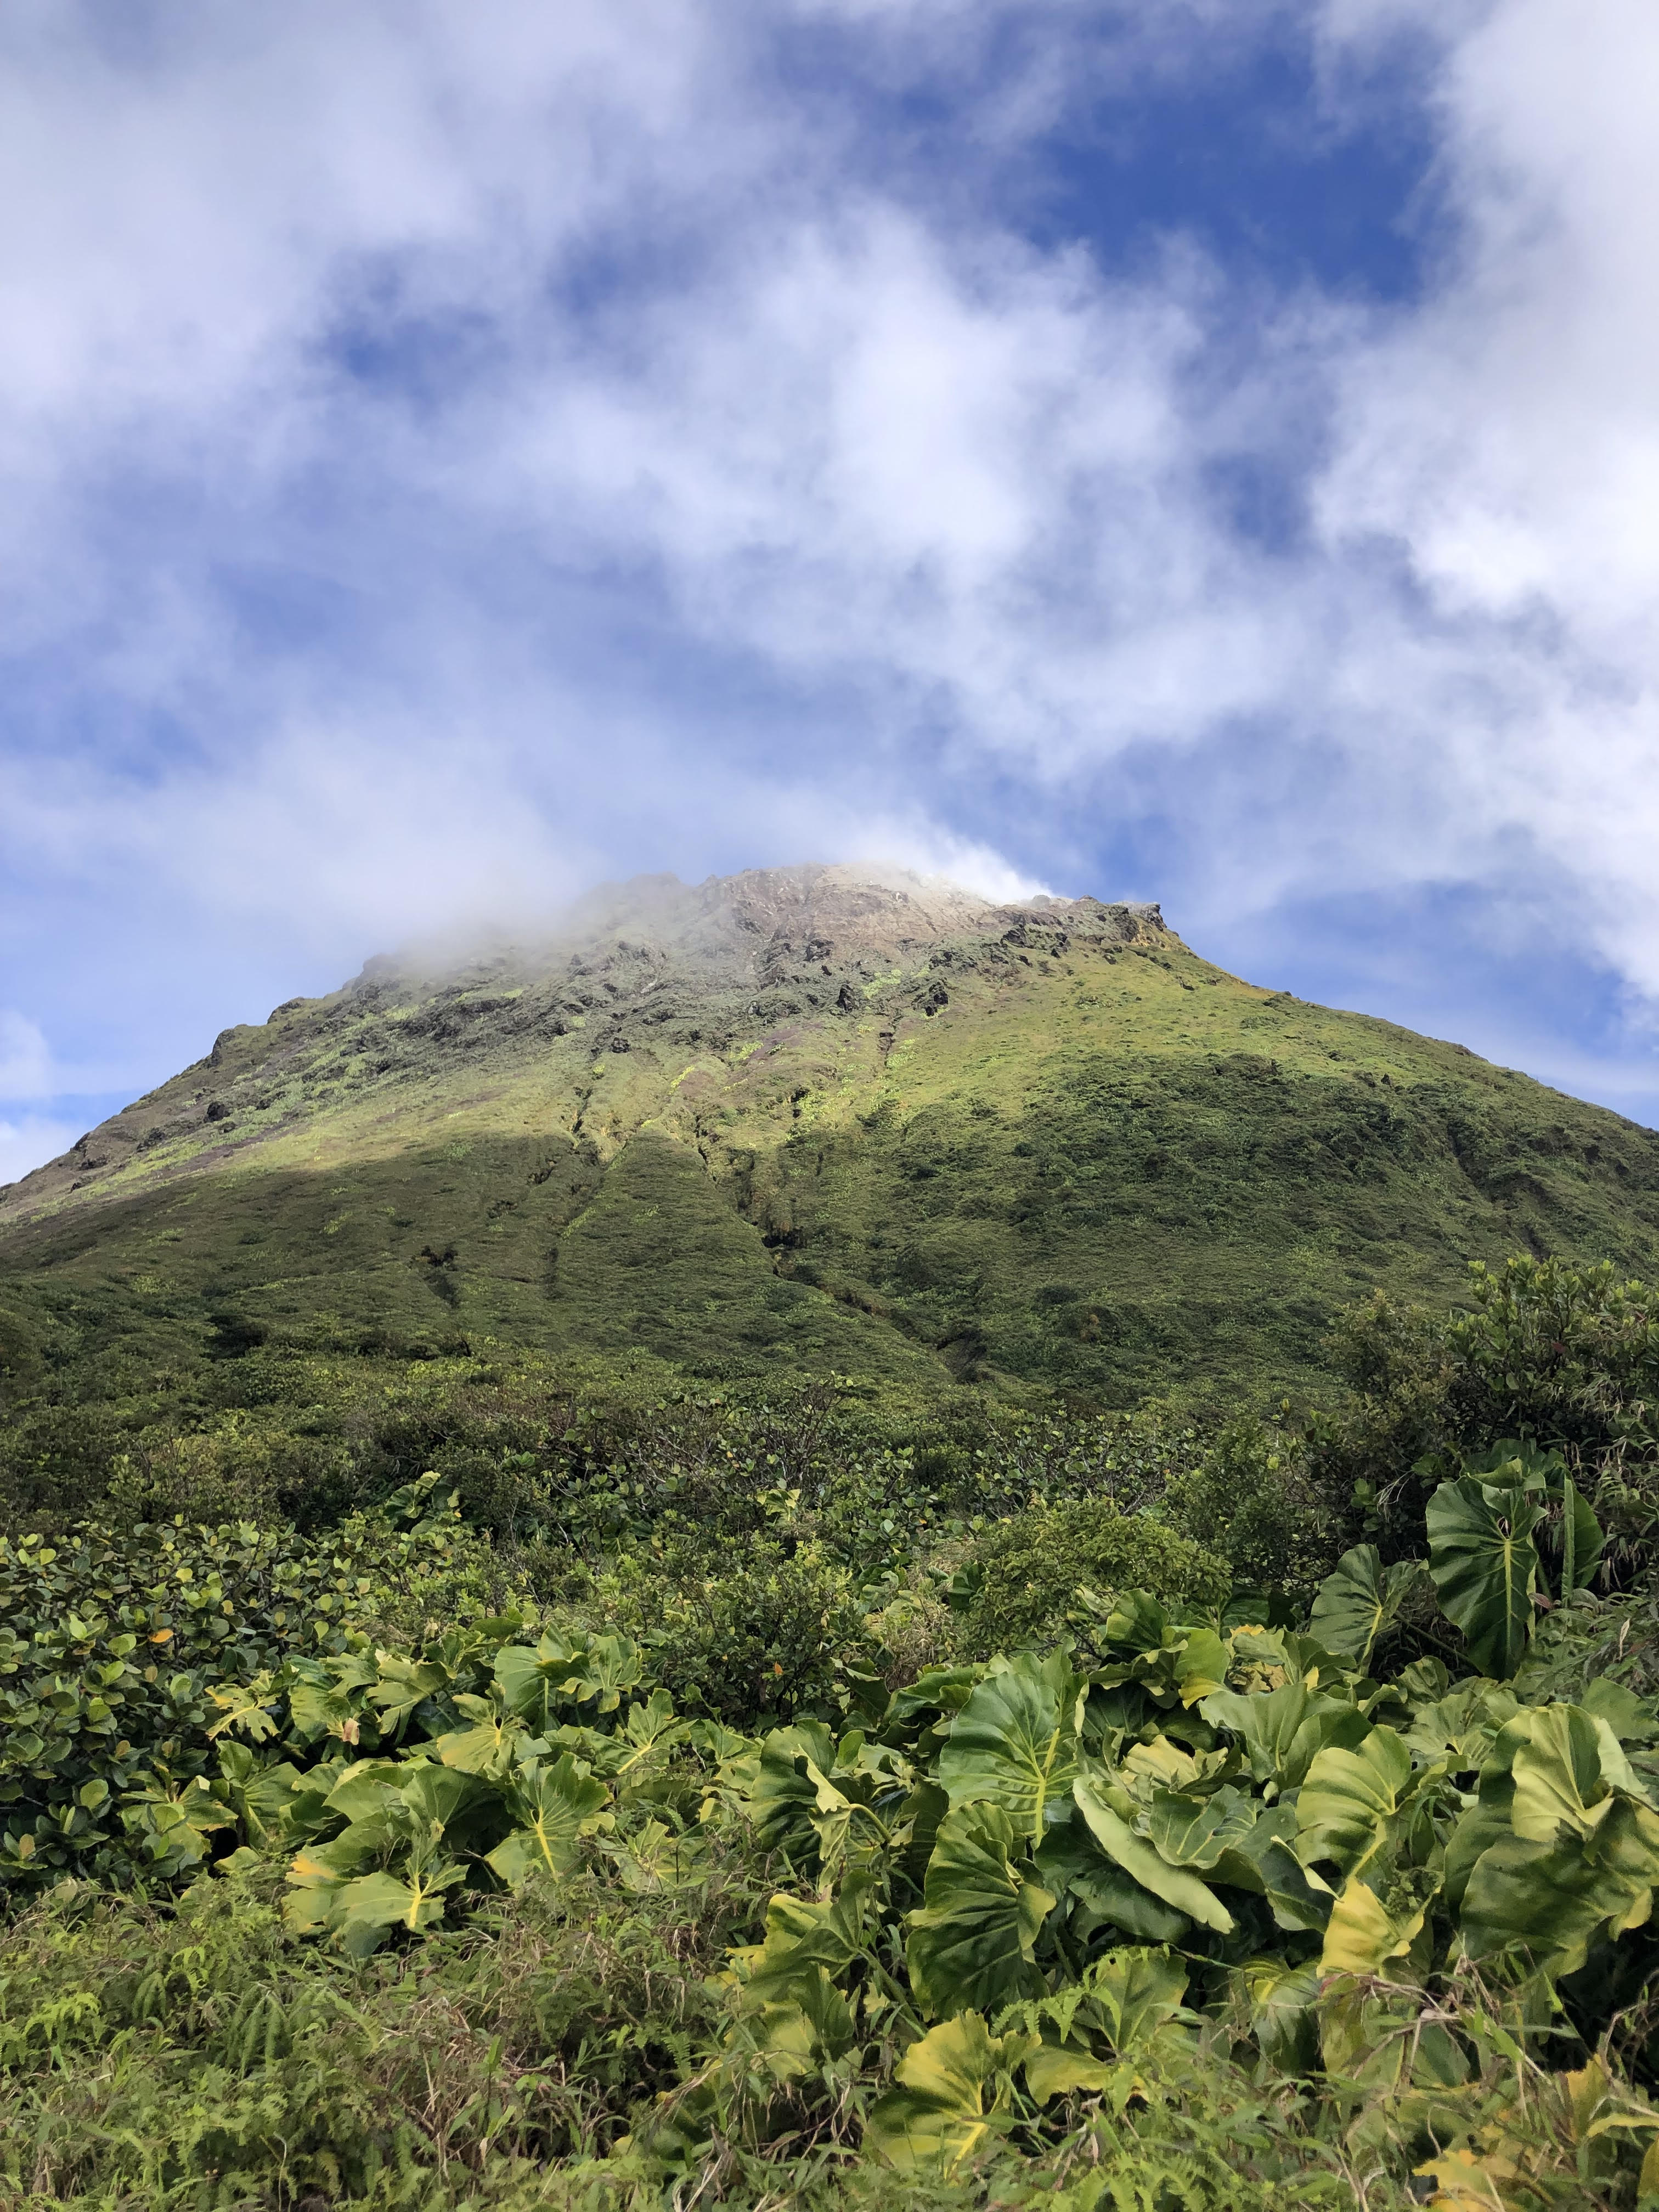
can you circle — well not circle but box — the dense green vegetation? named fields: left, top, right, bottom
left=7, top=1255, right=1659, bottom=2207
left=13, top=873, right=1659, bottom=2202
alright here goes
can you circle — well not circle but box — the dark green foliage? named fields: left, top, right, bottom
left=0, top=1859, right=765, bottom=2207
left=12, top=901, right=1659, bottom=1414
left=12, top=1250, right=1659, bottom=2204
left=957, top=1504, right=1230, bottom=1656
left=0, top=1403, right=134, bottom=1522
left=1162, top=1415, right=1340, bottom=1598
left=1306, top=1256, right=1659, bottom=1575
left=763, top=1039, right=1659, bottom=1404
left=0, top=1481, right=523, bottom=1882
left=577, top=1534, right=879, bottom=1730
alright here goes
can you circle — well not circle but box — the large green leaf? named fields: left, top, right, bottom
left=1093, top=1589, right=1171, bottom=1656
left=215, top=1748, right=313, bottom=1846
left=744, top=1967, right=859, bottom=2080
left=1071, top=1773, right=1234, bottom=1934
left=1559, top=1476, right=1605, bottom=1595
left=1020, top=2046, right=1122, bottom=2103
left=905, top=1803, right=1055, bottom=2018
left=1240, top=1960, right=1321, bottom=2074
left=1199, top=1681, right=1368, bottom=1792
left=493, top=1632, right=642, bottom=1729
left=1425, top=1478, right=1545, bottom=1679
left=1170, top=1629, right=1231, bottom=1708
left=1441, top=1709, right=1536, bottom=1910
left=1579, top=1677, right=1658, bottom=1745
left=1459, top=1801, right=1659, bottom=1975
left=1003, top=1946, right=1188, bottom=2102
left=866, top=2012, right=1035, bottom=2175
left=283, top=1851, right=466, bottom=1956
left=746, top=1720, right=845, bottom=1864
left=1309, top=1545, right=1425, bottom=1669
left=1220, top=1803, right=1335, bottom=1933
left=395, top=1759, right=496, bottom=1847
left=1076, top=1944, right=1188, bottom=2051
left=731, top=1869, right=878, bottom=2008
left=365, top=1655, right=450, bottom=1740
left=433, top=1694, right=525, bottom=1777
left=1403, top=1680, right=1519, bottom=1775
left=1034, top=1816, right=1192, bottom=1943
left=1508, top=1705, right=1635, bottom=1844
left=1295, top=1726, right=1418, bottom=1884
left=603, top=1816, right=709, bottom=1894
left=319, top=1758, right=409, bottom=1826
left=330, top=1864, right=466, bottom=1957
left=1146, top=1785, right=1257, bottom=1871
left=483, top=1754, right=610, bottom=1889
left=1463, top=1438, right=1566, bottom=1491
left=936, top=1651, right=1084, bottom=1842
left=608, top=1689, right=692, bottom=1771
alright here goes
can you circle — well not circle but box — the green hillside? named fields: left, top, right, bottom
left=5, top=861, right=1659, bottom=1407
left=12, top=866, right=1659, bottom=2210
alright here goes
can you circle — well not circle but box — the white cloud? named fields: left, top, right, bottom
left=3, top=0, right=1659, bottom=1120
left=1308, top=0, right=1659, bottom=986
left=0, top=1012, right=53, bottom=1102
left=0, top=1116, right=77, bottom=1187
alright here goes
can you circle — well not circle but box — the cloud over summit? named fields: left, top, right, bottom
left=4, top=0, right=1659, bottom=1163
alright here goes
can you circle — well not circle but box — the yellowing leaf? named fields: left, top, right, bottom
left=1023, top=2046, right=1121, bottom=2103
left=866, top=2012, right=1035, bottom=2175
left=1172, top=1629, right=1229, bottom=1707
left=1414, top=2145, right=1513, bottom=2210
left=1319, top=1872, right=1436, bottom=1976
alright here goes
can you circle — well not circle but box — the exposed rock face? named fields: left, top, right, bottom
left=0, top=864, right=1164, bottom=1221
left=371, top=862, right=1161, bottom=996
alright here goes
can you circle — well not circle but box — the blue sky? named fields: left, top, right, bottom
left=5, top=0, right=1659, bottom=1178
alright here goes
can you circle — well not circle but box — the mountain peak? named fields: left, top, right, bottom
left=3, top=857, right=1657, bottom=1405
left=1, top=861, right=1166, bottom=1221
left=359, top=861, right=1163, bottom=997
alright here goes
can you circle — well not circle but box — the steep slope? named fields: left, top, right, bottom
left=5, top=861, right=1659, bottom=1404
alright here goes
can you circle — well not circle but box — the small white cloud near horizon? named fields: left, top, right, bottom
left=0, top=1011, right=54, bottom=1103
left=0, top=1115, right=77, bottom=1188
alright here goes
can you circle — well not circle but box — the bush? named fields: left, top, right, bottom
left=0, top=1477, right=530, bottom=1882
left=0, top=1402, right=133, bottom=1522
left=957, top=1503, right=1229, bottom=1656
left=1300, top=1258, right=1659, bottom=1572
left=569, top=1533, right=881, bottom=1729
left=1163, top=1414, right=1339, bottom=1598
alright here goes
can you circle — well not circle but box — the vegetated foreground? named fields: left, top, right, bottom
left=7, top=863, right=1659, bottom=1410
left=9, top=1254, right=1659, bottom=2208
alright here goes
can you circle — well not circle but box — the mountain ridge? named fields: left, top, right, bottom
left=4, top=860, right=1658, bottom=1406
left=1, top=862, right=1165, bottom=1221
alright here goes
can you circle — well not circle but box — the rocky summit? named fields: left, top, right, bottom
left=4, top=860, right=1659, bottom=1402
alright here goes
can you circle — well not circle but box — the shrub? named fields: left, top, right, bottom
left=569, top=1533, right=880, bottom=1729
left=1302, top=1259, right=1659, bottom=1572
left=957, top=1503, right=1229, bottom=1656
left=0, top=1477, right=530, bottom=1882
left=1163, top=1414, right=1339, bottom=1597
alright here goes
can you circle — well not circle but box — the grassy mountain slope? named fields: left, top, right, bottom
left=5, top=862, right=1659, bottom=1405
